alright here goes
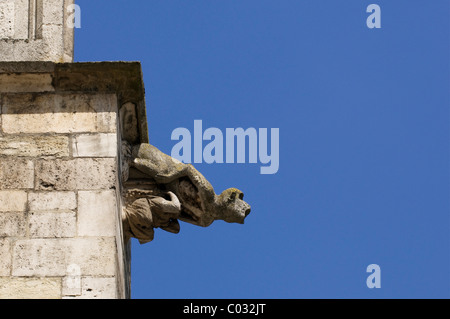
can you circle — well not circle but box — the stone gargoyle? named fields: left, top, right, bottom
left=122, top=143, right=251, bottom=244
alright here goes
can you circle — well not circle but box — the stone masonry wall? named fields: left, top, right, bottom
left=0, top=0, right=74, bottom=62
left=0, top=90, right=128, bottom=298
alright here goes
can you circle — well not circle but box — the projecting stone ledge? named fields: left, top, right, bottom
left=0, top=61, right=149, bottom=144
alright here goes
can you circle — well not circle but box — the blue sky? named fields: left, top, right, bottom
left=75, top=0, right=449, bottom=298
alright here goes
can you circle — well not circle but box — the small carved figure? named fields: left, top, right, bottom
left=123, top=191, right=181, bottom=244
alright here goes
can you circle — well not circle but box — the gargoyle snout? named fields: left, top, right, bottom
left=237, top=201, right=251, bottom=224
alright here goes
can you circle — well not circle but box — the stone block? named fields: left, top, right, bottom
left=0, top=135, right=69, bottom=157
left=28, top=191, right=76, bottom=211
left=0, top=238, right=11, bottom=276
left=0, top=277, right=62, bottom=299
left=0, top=0, right=14, bottom=39
left=62, top=263, right=82, bottom=297
left=78, top=191, right=117, bottom=237
left=72, top=133, right=118, bottom=157
left=12, top=237, right=116, bottom=277
left=13, top=0, right=29, bottom=39
left=35, top=158, right=117, bottom=191
left=0, top=191, right=27, bottom=212
left=1, top=93, right=117, bottom=134
left=78, top=277, right=117, bottom=299
left=0, top=212, right=26, bottom=237
left=0, top=74, right=54, bottom=93
left=29, top=211, right=76, bottom=238
left=0, top=158, right=34, bottom=189
left=40, top=0, right=64, bottom=25
left=0, top=40, right=13, bottom=62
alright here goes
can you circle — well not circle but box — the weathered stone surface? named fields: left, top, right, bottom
left=62, top=263, right=81, bottom=297
left=0, top=239, right=11, bottom=276
left=35, top=158, right=117, bottom=190
left=0, top=135, right=69, bottom=157
left=0, top=191, right=27, bottom=212
left=65, top=277, right=117, bottom=299
left=0, top=0, right=14, bottom=39
left=72, top=133, right=118, bottom=158
left=78, top=191, right=117, bottom=237
left=0, top=74, right=54, bottom=93
left=0, top=0, right=33, bottom=40
left=0, top=159, right=34, bottom=189
left=75, top=158, right=117, bottom=190
left=0, top=39, right=67, bottom=63
left=13, top=0, right=29, bottom=40
left=0, top=61, right=55, bottom=73
left=0, top=0, right=74, bottom=62
left=12, top=238, right=116, bottom=277
left=1, top=93, right=117, bottom=134
left=28, top=191, right=77, bottom=211
left=29, top=211, right=76, bottom=238
left=120, top=102, right=140, bottom=144
left=0, top=212, right=26, bottom=237
left=40, top=0, right=65, bottom=25
left=0, top=278, right=62, bottom=299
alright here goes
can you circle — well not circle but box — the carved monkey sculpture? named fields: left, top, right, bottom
left=122, top=143, right=251, bottom=244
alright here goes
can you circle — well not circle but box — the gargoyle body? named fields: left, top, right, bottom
left=122, top=143, right=251, bottom=244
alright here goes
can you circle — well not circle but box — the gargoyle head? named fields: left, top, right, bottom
left=215, top=188, right=251, bottom=224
